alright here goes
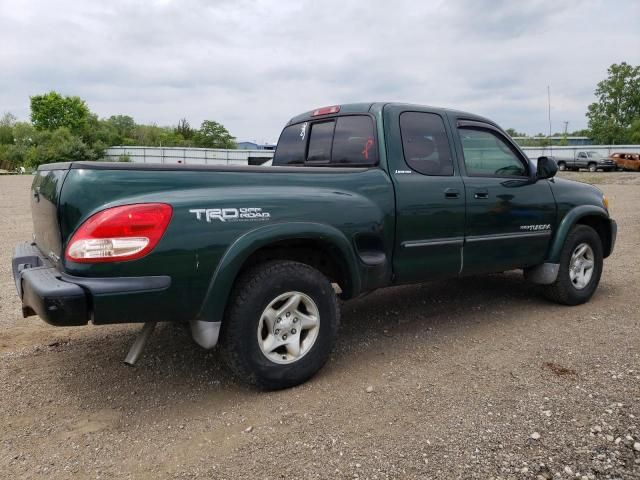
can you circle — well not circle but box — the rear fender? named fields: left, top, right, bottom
left=196, top=222, right=361, bottom=324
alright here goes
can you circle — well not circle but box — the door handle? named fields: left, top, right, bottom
left=444, top=188, right=460, bottom=199
left=474, top=189, right=489, bottom=199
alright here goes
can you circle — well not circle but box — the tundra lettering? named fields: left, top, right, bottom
left=520, top=224, right=551, bottom=231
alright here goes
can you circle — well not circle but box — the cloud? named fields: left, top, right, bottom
left=0, top=0, right=638, bottom=142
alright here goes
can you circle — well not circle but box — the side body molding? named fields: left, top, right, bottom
left=196, top=222, right=361, bottom=324
left=546, top=204, right=609, bottom=263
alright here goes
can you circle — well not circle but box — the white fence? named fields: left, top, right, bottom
left=520, top=145, right=640, bottom=160
left=104, top=146, right=274, bottom=166
left=104, top=144, right=640, bottom=166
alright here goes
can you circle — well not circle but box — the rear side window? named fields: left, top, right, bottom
left=400, top=112, right=454, bottom=175
left=273, top=115, right=377, bottom=166
left=332, top=116, right=377, bottom=165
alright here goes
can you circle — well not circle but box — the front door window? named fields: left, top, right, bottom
left=458, top=128, right=528, bottom=178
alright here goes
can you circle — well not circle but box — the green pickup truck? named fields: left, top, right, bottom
left=12, top=103, right=616, bottom=389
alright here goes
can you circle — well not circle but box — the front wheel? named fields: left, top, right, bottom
left=588, top=163, right=597, bottom=172
left=542, top=225, right=603, bottom=305
left=219, top=260, right=339, bottom=389
left=557, top=162, right=566, bottom=171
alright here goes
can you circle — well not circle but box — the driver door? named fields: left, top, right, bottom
left=452, top=118, right=557, bottom=275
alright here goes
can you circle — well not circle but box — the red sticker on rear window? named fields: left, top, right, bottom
left=362, top=137, right=374, bottom=160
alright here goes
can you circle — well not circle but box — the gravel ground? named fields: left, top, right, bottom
left=1, top=172, right=639, bottom=479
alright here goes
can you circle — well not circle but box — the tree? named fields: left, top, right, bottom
left=630, top=119, right=640, bottom=143
left=505, top=128, right=525, bottom=137
left=25, top=127, right=93, bottom=168
left=194, top=120, right=236, bottom=148
left=0, top=112, right=16, bottom=145
left=12, top=122, right=35, bottom=148
left=176, top=118, right=194, bottom=140
left=106, top=115, right=136, bottom=140
left=3, top=92, right=240, bottom=168
left=30, top=91, right=90, bottom=134
left=586, top=62, right=640, bottom=144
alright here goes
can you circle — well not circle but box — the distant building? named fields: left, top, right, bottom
left=237, top=141, right=276, bottom=151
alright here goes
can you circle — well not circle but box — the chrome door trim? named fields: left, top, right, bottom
left=465, top=231, right=552, bottom=243
left=401, top=237, right=465, bottom=248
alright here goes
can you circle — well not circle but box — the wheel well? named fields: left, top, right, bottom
left=237, top=239, right=353, bottom=298
left=576, top=215, right=612, bottom=258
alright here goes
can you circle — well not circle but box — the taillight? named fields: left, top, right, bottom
left=312, top=105, right=340, bottom=116
left=65, top=203, right=173, bottom=263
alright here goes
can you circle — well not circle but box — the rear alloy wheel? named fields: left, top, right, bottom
left=256, top=291, right=320, bottom=364
left=543, top=225, right=603, bottom=305
left=588, top=163, right=597, bottom=172
left=220, top=260, right=339, bottom=389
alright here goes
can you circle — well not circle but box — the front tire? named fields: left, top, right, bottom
left=219, top=260, right=339, bottom=389
left=543, top=225, right=603, bottom=305
left=557, top=162, right=566, bottom=171
left=588, top=163, right=597, bottom=172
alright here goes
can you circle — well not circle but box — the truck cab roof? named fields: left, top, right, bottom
left=286, top=102, right=497, bottom=128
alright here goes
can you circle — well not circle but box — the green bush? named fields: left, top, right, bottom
left=25, top=128, right=94, bottom=168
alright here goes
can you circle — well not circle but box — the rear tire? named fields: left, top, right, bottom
left=219, top=260, right=339, bottom=389
left=542, top=225, right=603, bottom=305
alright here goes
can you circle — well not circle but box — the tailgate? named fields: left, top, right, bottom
left=31, top=165, right=70, bottom=262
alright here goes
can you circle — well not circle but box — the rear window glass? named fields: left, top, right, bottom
left=273, top=115, right=377, bottom=167
left=307, top=121, right=335, bottom=163
left=332, top=116, right=377, bottom=165
left=273, top=123, right=308, bottom=165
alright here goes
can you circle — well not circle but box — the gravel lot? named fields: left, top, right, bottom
left=1, top=172, right=639, bottom=479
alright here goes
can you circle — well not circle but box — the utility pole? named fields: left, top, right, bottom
left=563, top=121, right=569, bottom=135
left=547, top=86, right=552, bottom=154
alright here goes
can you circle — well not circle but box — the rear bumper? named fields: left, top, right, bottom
left=12, top=242, right=171, bottom=326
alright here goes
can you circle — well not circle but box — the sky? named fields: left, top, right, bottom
left=1, top=0, right=639, bottom=143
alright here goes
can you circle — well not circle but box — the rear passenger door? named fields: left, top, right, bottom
left=386, top=106, right=466, bottom=284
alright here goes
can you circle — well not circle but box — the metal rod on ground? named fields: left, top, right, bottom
left=124, top=322, right=157, bottom=366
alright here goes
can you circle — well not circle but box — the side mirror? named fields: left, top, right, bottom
left=536, top=156, right=558, bottom=180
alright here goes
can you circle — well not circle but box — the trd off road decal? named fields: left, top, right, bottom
left=520, top=224, right=551, bottom=231
left=189, top=207, right=271, bottom=223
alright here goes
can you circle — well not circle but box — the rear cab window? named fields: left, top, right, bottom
left=273, top=115, right=377, bottom=167
left=272, top=122, right=307, bottom=165
left=307, top=121, right=334, bottom=163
